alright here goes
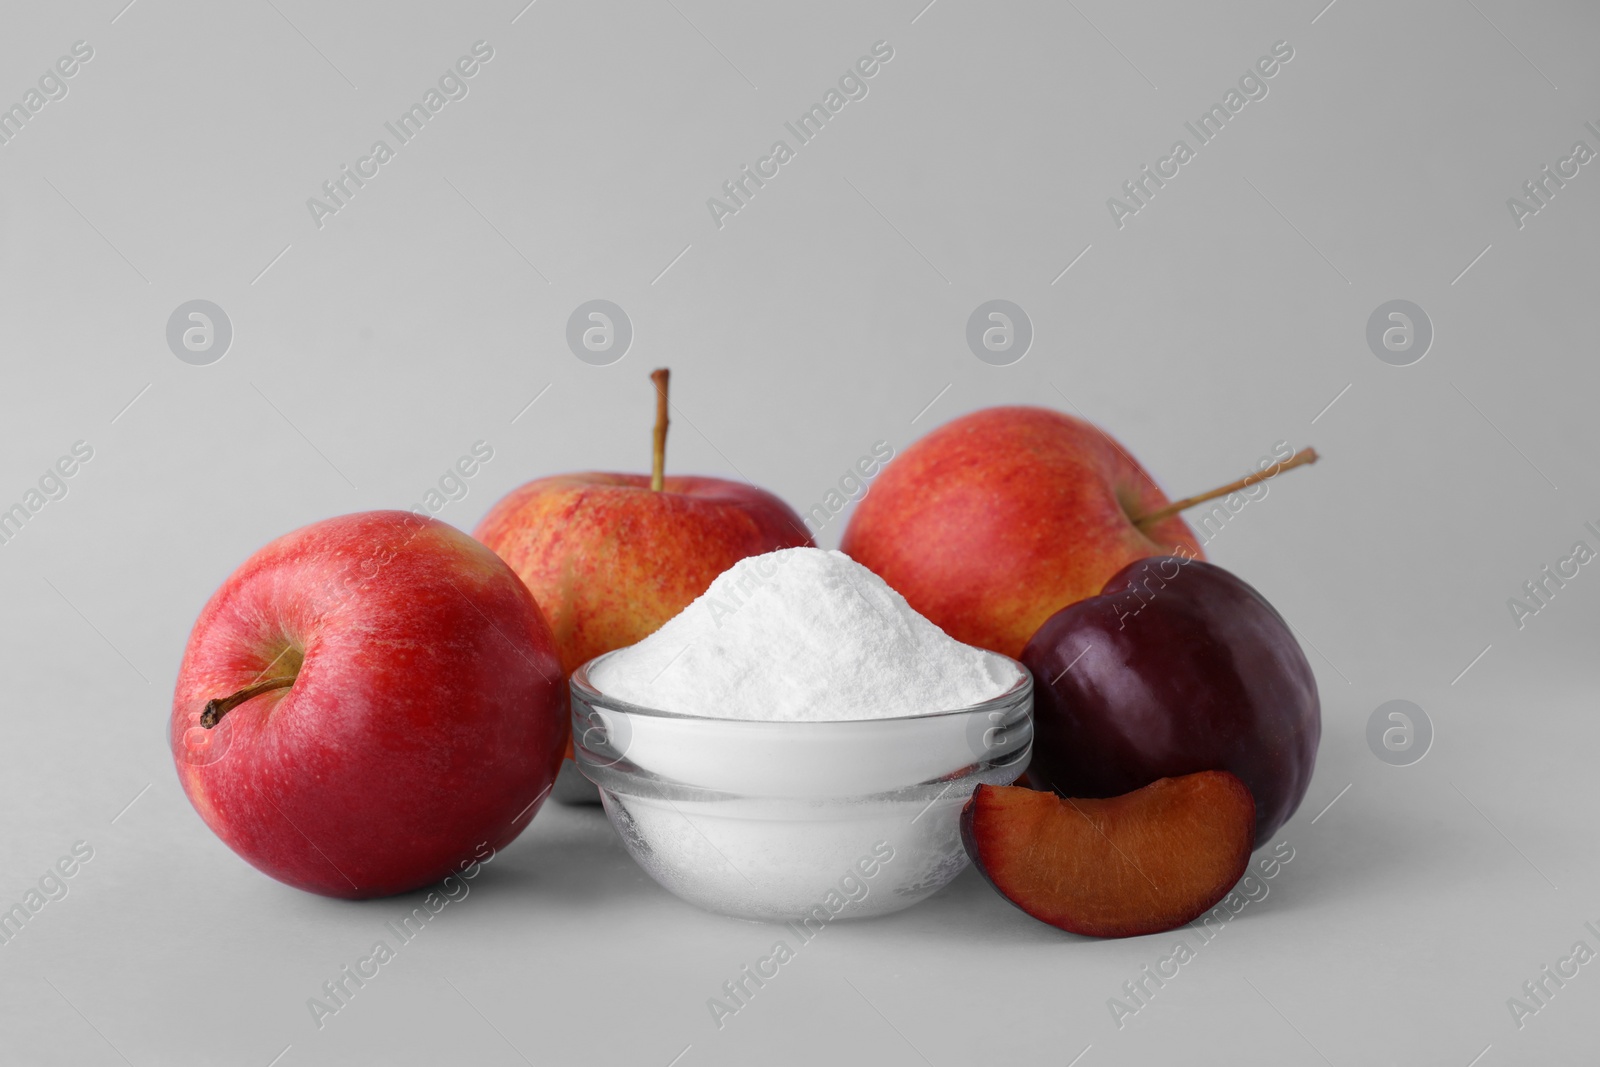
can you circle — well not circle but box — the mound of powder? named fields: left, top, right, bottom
left=589, top=547, right=1021, bottom=720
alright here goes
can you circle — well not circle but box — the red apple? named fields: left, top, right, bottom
left=961, top=773, right=1254, bottom=938
left=476, top=474, right=813, bottom=675
left=840, top=406, right=1203, bottom=659
left=170, top=511, right=566, bottom=899
left=475, top=371, right=813, bottom=744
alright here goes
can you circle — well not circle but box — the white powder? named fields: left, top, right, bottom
left=582, top=547, right=1032, bottom=921
left=590, top=547, right=1020, bottom=720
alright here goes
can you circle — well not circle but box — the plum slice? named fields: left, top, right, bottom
left=960, top=771, right=1255, bottom=938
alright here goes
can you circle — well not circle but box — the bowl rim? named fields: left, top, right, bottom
left=570, top=648, right=1033, bottom=725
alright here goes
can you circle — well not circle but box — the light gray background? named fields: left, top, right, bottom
left=1, top=0, right=1596, bottom=1063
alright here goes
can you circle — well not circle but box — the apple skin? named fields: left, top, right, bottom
left=474, top=473, right=813, bottom=678
left=840, top=406, right=1203, bottom=659
left=170, top=511, right=567, bottom=899
left=1020, top=556, right=1320, bottom=845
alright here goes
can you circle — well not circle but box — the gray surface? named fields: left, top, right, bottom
left=1, top=0, right=1597, bottom=1063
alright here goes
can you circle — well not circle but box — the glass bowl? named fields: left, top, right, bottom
left=570, top=652, right=1032, bottom=922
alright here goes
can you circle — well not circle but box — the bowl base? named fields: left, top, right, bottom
left=599, top=788, right=977, bottom=923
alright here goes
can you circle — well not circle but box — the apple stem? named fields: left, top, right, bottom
left=201, top=676, right=296, bottom=729
left=650, top=368, right=670, bottom=492
left=1131, top=447, right=1320, bottom=529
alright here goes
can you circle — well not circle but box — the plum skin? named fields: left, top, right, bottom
left=1020, top=556, right=1320, bottom=845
